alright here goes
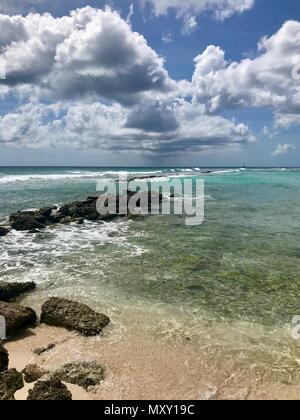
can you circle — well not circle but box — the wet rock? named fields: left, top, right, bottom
left=0, top=369, right=24, bottom=400
left=0, top=281, right=36, bottom=302
left=33, top=343, right=56, bottom=356
left=0, top=227, right=10, bottom=237
left=27, top=378, right=72, bottom=400
left=41, top=297, right=110, bottom=336
left=54, top=362, right=105, bottom=390
left=9, top=206, right=58, bottom=231
left=22, top=364, right=49, bottom=383
left=85, top=212, right=99, bottom=221
left=9, top=211, right=46, bottom=231
left=0, top=301, right=37, bottom=336
left=0, top=341, right=9, bottom=372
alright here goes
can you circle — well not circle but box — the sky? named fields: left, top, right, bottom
left=0, top=0, right=299, bottom=167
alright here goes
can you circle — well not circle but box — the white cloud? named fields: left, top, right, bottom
left=4, top=6, right=299, bottom=157
left=143, top=0, right=254, bottom=20
left=142, top=0, right=254, bottom=34
left=182, top=15, right=198, bottom=35
left=0, top=7, right=174, bottom=104
left=126, top=3, right=134, bottom=24
left=271, top=144, right=296, bottom=156
left=0, top=98, right=254, bottom=154
left=161, top=31, right=174, bottom=44
left=191, top=21, right=300, bottom=116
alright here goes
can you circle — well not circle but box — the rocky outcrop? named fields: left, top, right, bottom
left=9, top=211, right=48, bottom=231
left=7, top=191, right=164, bottom=232
left=54, top=362, right=105, bottom=390
left=0, top=369, right=24, bottom=400
left=40, top=297, right=110, bottom=336
left=0, top=281, right=36, bottom=302
left=22, top=364, right=49, bottom=383
left=9, top=206, right=58, bottom=231
left=0, top=302, right=37, bottom=336
left=0, top=341, right=9, bottom=372
left=0, top=227, right=9, bottom=237
left=27, top=378, right=72, bottom=400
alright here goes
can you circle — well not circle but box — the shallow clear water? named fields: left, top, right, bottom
left=1, top=166, right=300, bottom=386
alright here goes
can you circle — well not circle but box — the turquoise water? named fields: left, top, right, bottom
left=0, top=167, right=300, bottom=327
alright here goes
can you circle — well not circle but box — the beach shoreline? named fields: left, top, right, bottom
left=3, top=296, right=300, bottom=401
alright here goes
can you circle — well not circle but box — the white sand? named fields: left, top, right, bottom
left=5, top=318, right=300, bottom=400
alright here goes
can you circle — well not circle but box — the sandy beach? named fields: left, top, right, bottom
left=4, top=297, right=300, bottom=401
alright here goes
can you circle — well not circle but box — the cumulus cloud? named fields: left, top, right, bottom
left=0, top=7, right=173, bottom=104
left=4, top=5, right=296, bottom=157
left=271, top=144, right=296, bottom=156
left=125, top=101, right=180, bottom=133
left=0, top=98, right=254, bottom=154
left=191, top=21, right=300, bottom=117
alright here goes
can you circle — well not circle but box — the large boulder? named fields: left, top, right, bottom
left=0, top=369, right=24, bottom=400
left=27, top=378, right=72, bottom=400
left=40, top=297, right=110, bottom=336
left=0, top=227, right=9, bottom=237
left=0, top=281, right=36, bottom=302
left=0, top=302, right=37, bottom=336
left=0, top=341, right=9, bottom=372
left=53, top=362, right=105, bottom=390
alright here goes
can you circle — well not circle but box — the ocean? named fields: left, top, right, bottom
left=1, top=166, right=300, bottom=395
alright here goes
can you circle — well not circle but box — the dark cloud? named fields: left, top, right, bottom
left=125, top=102, right=180, bottom=132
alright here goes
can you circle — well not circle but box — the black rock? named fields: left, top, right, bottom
left=10, top=211, right=46, bottom=231
left=0, top=341, right=9, bottom=372
left=41, top=297, right=110, bottom=336
left=0, top=281, right=36, bottom=302
left=0, top=369, right=24, bottom=400
left=27, top=378, right=72, bottom=400
left=33, top=343, right=56, bottom=356
left=0, top=227, right=9, bottom=237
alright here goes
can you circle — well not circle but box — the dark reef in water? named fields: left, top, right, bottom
left=0, top=191, right=164, bottom=234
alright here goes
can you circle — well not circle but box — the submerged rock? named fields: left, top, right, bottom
left=40, top=297, right=110, bottom=336
left=0, top=281, right=36, bottom=302
left=0, top=369, right=24, bottom=400
left=33, top=343, right=56, bottom=356
left=0, top=301, right=37, bottom=336
left=0, top=341, right=9, bottom=372
left=22, top=364, right=49, bottom=383
left=0, top=227, right=9, bottom=237
left=54, top=362, right=105, bottom=390
left=27, top=378, right=72, bottom=400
